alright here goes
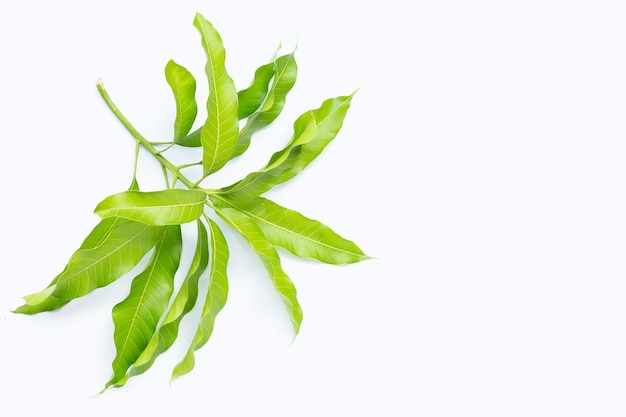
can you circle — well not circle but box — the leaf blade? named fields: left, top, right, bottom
left=237, top=61, right=275, bottom=119
left=166, top=59, right=198, bottom=141
left=233, top=52, right=297, bottom=157
left=214, top=94, right=354, bottom=201
left=14, top=217, right=128, bottom=314
left=214, top=146, right=301, bottom=201
left=267, top=93, right=355, bottom=183
left=213, top=196, right=369, bottom=264
left=214, top=207, right=302, bottom=335
left=194, top=13, right=239, bottom=176
left=172, top=218, right=229, bottom=379
left=114, top=220, right=210, bottom=386
left=52, top=219, right=166, bottom=300
left=94, top=189, right=207, bottom=226
left=105, top=225, right=183, bottom=388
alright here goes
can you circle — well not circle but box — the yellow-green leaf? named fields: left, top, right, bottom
left=194, top=13, right=239, bottom=176
left=213, top=196, right=369, bottom=264
left=214, top=207, right=302, bottom=335
left=111, top=220, right=210, bottom=388
left=14, top=217, right=128, bottom=314
left=52, top=219, right=166, bottom=301
left=172, top=218, right=229, bottom=379
left=166, top=59, right=198, bottom=141
left=105, top=225, right=183, bottom=389
left=95, top=189, right=207, bottom=225
left=267, top=94, right=355, bottom=183
left=233, top=52, right=297, bottom=157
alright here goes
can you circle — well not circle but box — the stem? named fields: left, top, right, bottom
left=161, top=165, right=170, bottom=188
left=96, top=79, right=196, bottom=190
left=177, top=161, right=203, bottom=170
left=155, top=143, right=176, bottom=154
left=132, top=139, right=140, bottom=183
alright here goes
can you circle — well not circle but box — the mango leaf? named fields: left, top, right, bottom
left=174, top=127, right=202, bottom=147
left=237, top=61, right=275, bottom=119
left=111, top=220, right=210, bottom=388
left=172, top=53, right=279, bottom=148
left=172, top=217, right=229, bottom=379
left=212, top=196, right=369, bottom=264
left=267, top=94, right=355, bottom=183
left=194, top=13, right=239, bottom=176
left=105, top=225, right=183, bottom=389
left=215, top=146, right=301, bottom=201
left=214, top=207, right=302, bottom=335
left=18, top=13, right=368, bottom=390
left=24, top=218, right=165, bottom=303
left=94, top=189, right=207, bottom=225
left=233, top=53, right=298, bottom=157
left=14, top=217, right=127, bottom=314
left=215, top=94, right=353, bottom=201
left=52, top=219, right=166, bottom=300
left=166, top=59, right=198, bottom=141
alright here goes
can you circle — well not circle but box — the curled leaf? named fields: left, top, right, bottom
left=267, top=93, right=355, bottom=182
left=233, top=52, right=298, bottom=157
left=237, top=61, right=275, bottom=119
left=166, top=59, right=198, bottom=141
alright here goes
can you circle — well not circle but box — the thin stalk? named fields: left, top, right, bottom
left=132, top=139, right=140, bottom=185
left=155, top=143, right=176, bottom=154
left=177, top=161, right=203, bottom=170
left=97, top=79, right=196, bottom=190
left=161, top=165, right=170, bottom=188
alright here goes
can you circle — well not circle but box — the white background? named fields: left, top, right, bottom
left=1, top=0, right=626, bottom=415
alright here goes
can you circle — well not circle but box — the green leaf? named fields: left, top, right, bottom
left=174, top=127, right=201, bottom=147
left=213, top=196, right=369, bottom=264
left=20, top=13, right=367, bottom=390
left=52, top=219, right=166, bottom=300
left=172, top=218, right=229, bottom=379
left=171, top=53, right=282, bottom=148
left=267, top=93, right=355, bottom=183
left=94, top=189, right=207, bottom=225
left=14, top=217, right=127, bottom=314
left=112, top=220, right=210, bottom=388
left=237, top=61, right=275, bottom=119
left=215, top=94, right=354, bottom=201
left=214, top=207, right=302, bottom=335
left=17, top=218, right=164, bottom=310
left=215, top=146, right=301, bottom=201
left=233, top=53, right=297, bottom=157
left=166, top=59, right=198, bottom=141
left=194, top=13, right=239, bottom=176
left=174, top=64, right=274, bottom=149
left=106, top=225, right=183, bottom=389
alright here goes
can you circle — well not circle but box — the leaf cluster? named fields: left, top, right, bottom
left=15, top=12, right=369, bottom=391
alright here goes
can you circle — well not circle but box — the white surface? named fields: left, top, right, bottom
left=1, top=0, right=626, bottom=415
